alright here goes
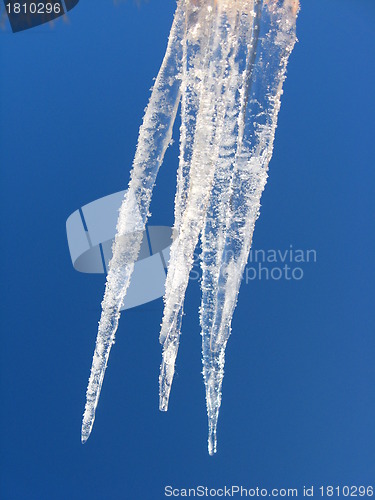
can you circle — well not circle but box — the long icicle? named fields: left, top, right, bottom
left=159, top=0, right=213, bottom=408
left=204, top=0, right=299, bottom=453
left=200, top=0, right=262, bottom=455
left=81, top=0, right=185, bottom=443
left=159, top=0, right=219, bottom=410
left=159, top=0, right=240, bottom=411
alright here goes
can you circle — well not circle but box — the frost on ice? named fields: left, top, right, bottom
left=82, top=0, right=299, bottom=454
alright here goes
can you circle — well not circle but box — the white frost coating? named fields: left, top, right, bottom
left=81, top=0, right=299, bottom=455
left=81, top=0, right=185, bottom=443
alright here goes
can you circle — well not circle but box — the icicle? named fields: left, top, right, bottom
left=200, top=0, right=262, bottom=455
left=159, top=0, right=212, bottom=410
left=204, top=0, right=299, bottom=454
left=159, top=0, right=241, bottom=411
left=81, top=0, right=185, bottom=443
left=81, top=0, right=300, bottom=455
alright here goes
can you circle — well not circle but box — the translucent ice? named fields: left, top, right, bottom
left=82, top=0, right=299, bottom=454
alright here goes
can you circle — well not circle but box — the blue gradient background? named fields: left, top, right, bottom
left=1, top=1, right=374, bottom=498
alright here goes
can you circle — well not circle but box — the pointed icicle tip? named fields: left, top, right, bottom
left=81, top=421, right=92, bottom=444
left=159, top=397, right=169, bottom=412
left=81, top=428, right=90, bottom=444
left=208, top=431, right=217, bottom=456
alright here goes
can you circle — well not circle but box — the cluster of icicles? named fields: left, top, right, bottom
left=82, top=0, right=299, bottom=455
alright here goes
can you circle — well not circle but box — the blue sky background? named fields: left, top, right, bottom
left=1, top=1, right=374, bottom=498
